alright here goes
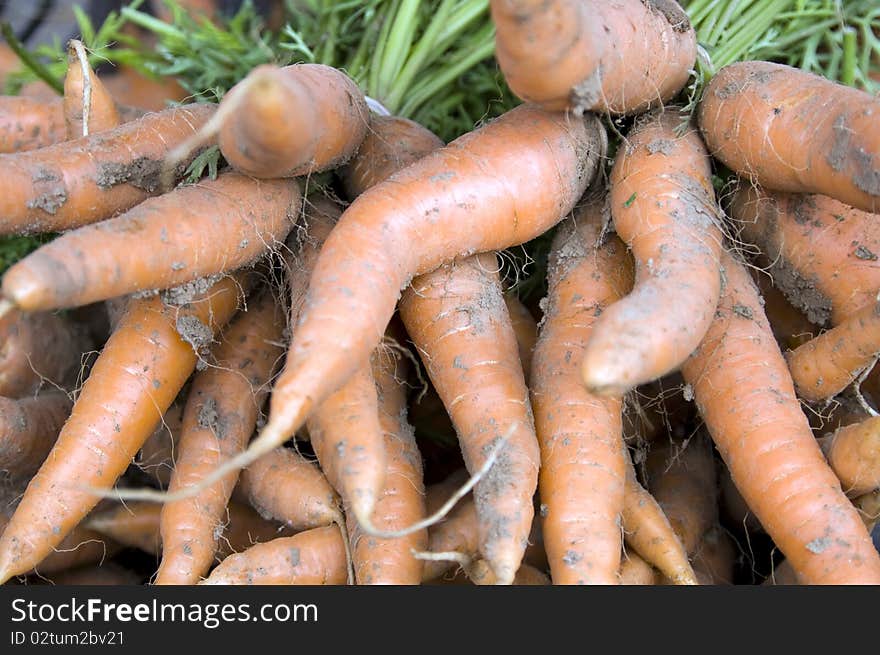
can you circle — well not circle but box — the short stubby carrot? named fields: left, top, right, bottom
left=201, top=525, right=347, bottom=585
left=0, top=391, right=72, bottom=480
left=155, top=290, right=286, bottom=585
left=680, top=252, right=880, bottom=584
left=699, top=60, right=880, bottom=214
left=400, top=252, right=540, bottom=585
left=2, top=173, right=302, bottom=312
left=0, top=273, right=247, bottom=583
left=247, top=103, right=606, bottom=476
left=217, top=63, right=368, bottom=179
left=787, top=298, right=880, bottom=403
left=0, top=102, right=216, bottom=236
left=817, top=418, right=880, bottom=498
left=530, top=199, right=634, bottom=584
left=0, top=97, right=66, bottom=153
left=729, top=185, right=880, bottom=326
left=346, top=347, right=427, bottom=585
left=0, top=307, right=93, bottom=397
left=63, top=40, right=121, bottom=138
left=491, top=0, right=696, bottom=116
left=582, top=108, right=722, bottom=396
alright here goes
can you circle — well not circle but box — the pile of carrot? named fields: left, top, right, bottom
left=0, top=0, right=878, bottom=587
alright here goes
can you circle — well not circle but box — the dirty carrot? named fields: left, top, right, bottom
left=63, top=40, right=120, bottom=138
left=0, top=96, right=66, bottom=153
left=0, top=102, right=215, bottom=236
left=491, top=0, right=696, bottom=115
left=582, top=108, right=722, bottom=396
left=504, top=292, right=538, bottom=383
left=155, top=289, right=286, bottom=585
left=420, top=496, right=480, bottom=583
left=2, top=173, right=301, bottom=312
left=680, top=252, right=880, bottom=584
left=699, top=60, right=880, bottom=214
left=0, top=273, right=247, bottom=583
left=0, top=391, right=71, bottom=480
left=530, top=198, right=634, bottom=584
left=817, top=417, right=880, bottom=498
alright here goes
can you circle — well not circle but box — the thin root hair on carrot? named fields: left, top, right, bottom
left=68, top=40, right=92, bottom=137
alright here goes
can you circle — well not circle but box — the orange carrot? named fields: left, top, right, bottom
left=63, top=40, right=120, bottom=138
left=0, top=102, right=215, bottom=236
left=699, top=60, right=880, bottom=214
left=215, top=63, right=368, bottom=179
left=730, top=185, right=880, bottom=326
left=754, top=272, right=816, bottom=351
left=491, top=0, right=696, bottom=115
left=622, top=455, right=697, bottom=585
left=854, top=489, right=880, bottom=533
left=504, top=293, right=538, bottom=383
left=680, top=252, right=880, bottom=584
left=645, top=435, right=718, bottom=556
left=530, top=198, right=633, bottom=584
left=582, top=109, right=722, bottom=396
left=817, top=417, right=880, bottom=497
left=235, top=104, right=605, bottom=490
left=201, top=525, right=347, bottom=585
left=135, top=402, right=185, bottom=488
left=618, top=551, right=660, bottom=585
left=347, top=346, right=427, bottom=585
left=786, top=298, right=880, bottom=403
left=0, top=96, right=66, bottom=153
left=0, top=391, right=71, bottom=480
left=155, top=289, right=285, bottom=585
left=466, top=559, right=550, bottom=586
left=0, top=308, right=93, bottom=397
left=0, top=273, right=247, bottom=583
left=420, top=496, right=480, bottom=583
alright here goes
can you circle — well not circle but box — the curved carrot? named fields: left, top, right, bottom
left=0, top=96, right=66, bottom=153
left=491, top=0, right=696, bottom=116
left=0, top=273, right=247, bottom=583
left=504, top=293, right=537, bottom=383
left=699, top=61, right=880, bottom=214
left=242, top=104, right=606, bottom=481
left=216, top=63, right=368, bottom=179
left=0, top=102, right=215, bottom=236
left=400, top=251, right=540, bottom=585
left=817, top=417, right=880, bottom=498
left=787, top=298, right=880, bottom=403
left=530, top=199, right=633, bottom=584
left=622, top=454, right=697, bottom=585
left=3, top=173, right=300, bottom=312
left=582, top=109, right=722, bottom=396
left=201, top=525, right=347, bottom=585
left=63, top=40, right=120, bottom=138
left=729, top=185, right=880, bottom=326
left=0, top=307, right=93, bottom=397
left=347, top=346, right=427, bottom=585
left=0, top=391, right=71, bottom=480
left=645, top=435, right=718, bottom=556
left=680, top=252, right=880, bottom=584
left=155, top=290, right=285, bottom=585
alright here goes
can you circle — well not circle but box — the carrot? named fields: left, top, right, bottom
left=347, top=345, right=427, bottom=585
left=238, top=447, right=342, bottom=532
left=645, top=435, right=718, bottom=555
left=491, top=0, right=696, bottom=115
left=466, top=559, right=550, bottom=586
left=202, top=525, right=347, bottom=585
left=420, top=496, right=480, bottom=583
left=86, top=500, right=289, bottom=559
left=622, top=455, right=697, bottom=585
left=680, top=252, right=880, bottom=584
left=0, top=273, right=248, bottom=583
left=0, top=102, right=215, bottom=236
left=2, top=173, right=301, bottom=312
left=0, top=96, right=66, bottom=153
left=729, top=185, right=880, bottom=326
left=754, top=272, right=816, bottom=352
left=691, top=526, right=737, bottom=585
left=530, top=198, right=633, bottom=585
left=212, top=63, right=368, bottom=179
left=854, top=489, right=880, bottom=533
left=63, top=40, right=120, bottom=138
left=698, top=60, right=880, bottom=214
left=135, top=402, right=185, bottom=488
left=786, top=298, right=880, bottom=403
left=100, top=65, right=189, bottom=113
left=618, top=551, right=660, bottom=585
left=0, top=307, right=93, bottom=397
left=0, top=391, right=71, bottom=480
left=504, top=293, right=538, bottom=383
left=35, top=562, right=142, bottom=586
left=155, top=289, right=286, bottom=585
left=231, top=104, right=605, bottom=490
left=581, top=109, right=722, bottom=396
left=817, top=417, right=880, bottom=498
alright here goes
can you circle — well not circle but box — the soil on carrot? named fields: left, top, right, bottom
left=645, top=0, right=692, bottom=33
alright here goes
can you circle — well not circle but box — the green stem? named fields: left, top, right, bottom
left=375, top=0, right=421, bottom=100
left=0, top=22, right=63, bottom=94
left=368, top=0, right=400, bottom=99
left=841, top=26, right=857, bottom=86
